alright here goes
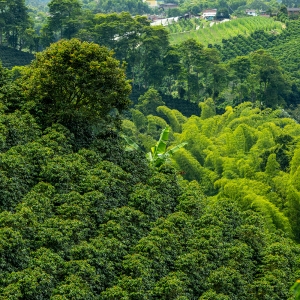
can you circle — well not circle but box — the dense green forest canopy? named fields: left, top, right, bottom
left=0, top=38, right=300, bottom=299
left=1, top=1, right=300, bottom=298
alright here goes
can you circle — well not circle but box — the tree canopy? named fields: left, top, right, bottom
left=18, top=38, right=131, bottom=130
left=0, top=3, right=300, bottom=299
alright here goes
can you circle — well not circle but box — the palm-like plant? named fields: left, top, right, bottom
left=122, top=126, right=187, bottom=167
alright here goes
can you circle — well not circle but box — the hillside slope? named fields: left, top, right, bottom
left=0, top=46, right=34, bottom=69
left=168, top=17, right=283, bottom=46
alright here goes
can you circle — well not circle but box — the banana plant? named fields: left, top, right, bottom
left=120, top=133, right=141, bottom=152
left=122, top=126, right=187, bottom=167
left=291, top=280, right=300, bottom=300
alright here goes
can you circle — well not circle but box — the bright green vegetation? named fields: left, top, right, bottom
left=124, top=95, right=300, bottom=242
left=215, top=20, right=300, bottom=61
left=293, top=280, right=300, bottom=299
left=169, top=17, right=283, bottom=46
left=166, top=17, right=205, bottom=34
left=174, top=102, right=300, bottom=238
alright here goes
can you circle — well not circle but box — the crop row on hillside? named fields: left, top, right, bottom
left=268, top=37, right=300, bottom=85
left=215, top=20, right=300, bottom=61
left=169, top=17, right=283, bottom=46
left=166, top=17, right=205, bottom=34
left=0, top=46, right=34, bottom=69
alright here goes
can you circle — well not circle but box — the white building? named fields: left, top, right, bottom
left=202, top=9, right=217, bottom=20
left=245, top=9, right=258, bottom=16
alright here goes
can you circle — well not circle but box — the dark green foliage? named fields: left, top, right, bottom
left=0, top=114, right=186, bottom=298
left=260, top=134, right=295, bottom=172
left=136, top=88, right=165, bottom=116
left=87, top=0, right=150, bottom=15
left=47, top=0, right=82, bottom=40
left=103, top=196, right=300, bottom=299
left=0, top=46, right=34, bottom=68
left=217, top=20, right=300, bottom=93
left=19, top=38, right=131, bottom=131
left=0, top=0, right=33, bottom=50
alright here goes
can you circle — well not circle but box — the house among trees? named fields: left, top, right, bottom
left=287, top=7, right=300, bottom=16
left=246, top=9, right=258, bottom=16
left=159, top=3, right=179, bottom=10
left=202, top=9, right=217, bottom=20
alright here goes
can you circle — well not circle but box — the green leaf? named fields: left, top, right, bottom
left=120, top=133, right=141, bottom=152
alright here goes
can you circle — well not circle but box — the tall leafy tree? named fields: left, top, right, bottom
left=19, top=39, right=131, bottom=132
left=80, top=13, right=170, bottom=90
left=178, top=39, right=205, bottom=101
left=250, top=50, right=291, bottom=107
left=46, top=0, right=82, bottom=39
left=0, top=0, right=32, bottom=49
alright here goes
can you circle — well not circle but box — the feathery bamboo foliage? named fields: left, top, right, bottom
left=175, top=148, right=217, bottom=194
left=265, top=153, right=280, bottom=176
left=215, top=178, right=292, bottom=234
left=147, top=115, right=168, bottom=138
left=167, top=103, right=300, bottom=238
left=157, top=106, right=182, bottom=133
left=131, top=109, right=148, bottom=131
left=199, top=98, right=216, bottom=120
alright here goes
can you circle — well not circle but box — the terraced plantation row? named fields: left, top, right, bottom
left=168, top=17, right=283, bottom=46
left=210, top=20, right=300, bottom=90
left=215, top=20, right=300, bottom=61
left=0, top=46, right=34, bottom=69
left=268, top=38, right=300, bottom=85
left=166, top=18, right=205, bottom=34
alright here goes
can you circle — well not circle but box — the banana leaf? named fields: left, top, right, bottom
left=122, top=126, right=187, bottom=167
left=150, top=125, right=170, bottom=159
left=167, top=142, right=188, bottom=156
left=147, top=126, right=188, bottom=167
left=120, top=134, right=141, bottom=152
